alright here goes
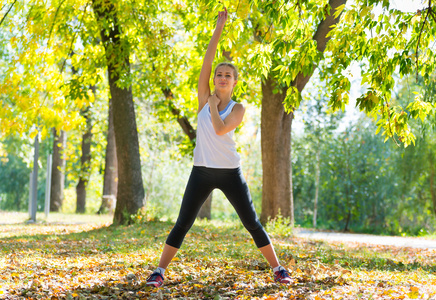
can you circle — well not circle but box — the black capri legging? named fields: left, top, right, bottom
left=166, top=166, right=271, bottom=249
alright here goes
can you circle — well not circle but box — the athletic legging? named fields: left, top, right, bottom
left=166, top=166, right=271, bottom=249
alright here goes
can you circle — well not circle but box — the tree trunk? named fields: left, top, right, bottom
left=50, top=129, right=66, bottom=212
left=260, top=77, right=293, bottom=224
left=98, top=95, right=118, bottom=214
left=197, top=192, right=212, bottom=220
left=15, top=191, right=20, bottom=211
left=76, top=99, right=93, bottom=214
left=343, top=209, right=351, bottom=232
left=343, top=139, right=353, bottom=232
left=313, top=147, right=320, bottom=228
left=429, top=151, right=436, bottom=215
left=260, top=0, right=346, bottom=225
left=92, top=0, right=144, bottom=225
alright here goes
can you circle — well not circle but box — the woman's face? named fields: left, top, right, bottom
left=213, top=66, right=237, bottom=92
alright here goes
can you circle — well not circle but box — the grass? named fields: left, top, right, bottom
left=1, top=214, right=436, bottom=299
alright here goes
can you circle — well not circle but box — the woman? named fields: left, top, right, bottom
left=146, top=8, right=291, bottom=287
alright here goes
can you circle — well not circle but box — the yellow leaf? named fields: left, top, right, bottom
left=29, top=130, right=38, bottom=140
left=341, top=269, right=352, bottom=275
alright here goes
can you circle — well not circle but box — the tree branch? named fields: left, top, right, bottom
left=223, top=0, right=240, bottom=40
left=256, top=1, right=297, bottom=44
left=46, top=0, right=68, bottom=51
left=384, top=100, right=401, bottom=147
left=41, top=0, right=68, bottom=76
left=0, top=0, right=18, bottom=27
left=415, top=0, right=432, bottom=81
left=292, top=0, right=347, bottom=93
left=40, top=2, right=90, bottom=116
left=162, top=88, right=197, bottom=141
left=59, top=1, right=90, bottom=74
left=429, top=8, right=436, bottom=23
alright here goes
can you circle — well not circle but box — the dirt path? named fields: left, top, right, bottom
left=294, top=228, right=436, bottom=249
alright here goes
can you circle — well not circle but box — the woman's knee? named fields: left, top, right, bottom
left=242, top=218, right=263, bottom=233
left=174, top=219, right=194, bottom=233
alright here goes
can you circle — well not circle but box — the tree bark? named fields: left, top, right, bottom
left=313, top=146, right=320, bottom=228
left=50, top=129, right=66, bottom=212
left=260, top=77, right=293, bottom=224
left=197, top=192, right=212, bottom=220
left=92, top=0, right=144, bottom=225
left=15, top=192, right=20, bottom=211
left=260, top=0, right=346, bottom=224
left=343, top=139, right=352, bottom=232
left=98, top=95, right=118, bottom=214
left=76, top=97, right=93, bottom=214
left=429, top=150, right=436, bottom=215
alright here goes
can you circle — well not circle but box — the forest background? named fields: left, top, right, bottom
left=0, top=0, right=436, bottom=236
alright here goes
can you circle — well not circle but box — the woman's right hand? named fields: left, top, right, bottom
left=216, top=8, right=228, bottom=30
left=208, top=94, right=221, bottom=108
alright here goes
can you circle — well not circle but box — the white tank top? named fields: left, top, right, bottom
left=193, top=100, right=241, bottom=168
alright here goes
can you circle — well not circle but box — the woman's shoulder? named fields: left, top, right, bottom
left=231, top=102, right=246, bottom=116
left=232, top=102, right=245, bottom=110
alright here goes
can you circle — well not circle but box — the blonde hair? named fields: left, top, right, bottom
left=214, top=62, right=238, bottom=81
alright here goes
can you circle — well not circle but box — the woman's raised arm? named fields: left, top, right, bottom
left=197, top=8, right=228, bottom=112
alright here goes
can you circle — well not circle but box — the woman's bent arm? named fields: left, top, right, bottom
left=208, top=95, right=245, bottom=136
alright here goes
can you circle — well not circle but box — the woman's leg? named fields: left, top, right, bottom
left=157, top=244, right=179, bottom=269
left=218, top=168, right=271, bottom=248
left=147, top=167, right=215, bottom=286
left=165, top=166, right=215, bottom=249
left=217, top=168, right=283, bottom=268
left=258, top=244, right=280, bottom=269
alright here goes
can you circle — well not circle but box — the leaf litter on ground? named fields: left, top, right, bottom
left=0, top=217, right=436, bottom=299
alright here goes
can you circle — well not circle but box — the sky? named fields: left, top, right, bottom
left=390, top=0, right=426, bottom=12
